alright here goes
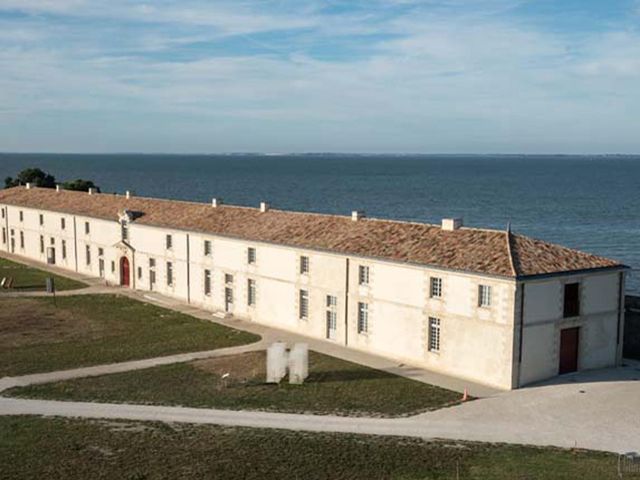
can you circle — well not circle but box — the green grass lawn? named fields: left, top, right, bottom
left=7, top=350, right=461, bottom=416
left=0, top=256, right=87, bottom=291
left=0, top=294, right=259, bottom=377
left=0, top=416, right=619, bottom=480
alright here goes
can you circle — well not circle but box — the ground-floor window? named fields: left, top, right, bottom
left=204, top=269, right=211, bottom=295
left=299, top=289, right=309, bottom=320
left=428, top=317, right=441, bottom=352
left=166, top=262, right=173, bottom=286
left=357, top=302, right=368, bottom=334
left=61, top=240, right=67, bottom=259
left=39, top=235, right=44, bottom=254
left=85, top=245, right=91, bottom=265
left=19, top=231, right=24, bottom=249
left=248, top=279, right=256, bottom=306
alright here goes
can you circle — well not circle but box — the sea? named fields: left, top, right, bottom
left=1, top=153, right=638, bottom=294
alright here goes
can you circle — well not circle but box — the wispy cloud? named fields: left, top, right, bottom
left=0, top=0, right=639, bottom=153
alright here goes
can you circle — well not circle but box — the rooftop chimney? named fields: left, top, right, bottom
left=212, top=198, right=223, bottom=208
left=351, top=210, right=365, bottom=221
left=260, top=201, right=270, bottom=213
left=442, top=218, right=463, bottom=231
left=25, top=182, right=32, bottom=190
left=88, top=187, right=96, bottom=195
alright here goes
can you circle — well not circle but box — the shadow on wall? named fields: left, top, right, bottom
left=624, top=295, right=640, bottom=361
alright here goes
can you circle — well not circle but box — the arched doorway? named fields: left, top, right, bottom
left=120, top=257, right=130, bottom=287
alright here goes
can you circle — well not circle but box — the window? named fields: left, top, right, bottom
left=357, top=302, right=369, bottom=333
left=98, top=247, right=104, bottom=256
left=430, top=277, right=442, bottom=298
left=62, top=240, right=67, bottom=260
left=166, top=262, right=173, bottom=286
left=299, top=289, right=309, bottom=319
left=166, top=234, right=172, bottom=250
left=1, top=208, right=4, bottom=218
left=300, top=256, right=309, bottom=274
left=326, top=294, right=337, bottom=308
left=50, top=237, right=54, bottom=245
left=225, top=273, right=234, bottom=284
left=111, top=261, right=115, bottom=273
left=149, top=258, right=156, bottom=268
left=204, top=269, right=212, bottom=295
left=248, top=279, right=256, bottom=306
left=137, top=267, right=142, bottom=279
left=85, top=245, right=91, bottom=265
left=19, top=211, right=23, bottom=222
left=563, top=283, right=580, bottom=318
left=84, top=221, right=90, bottom=234
left=358, top=265, right=369, bottom=285
left=479, top=285, right=492, bottom=307
left=19, top=231, right=24, bottom=249
left=428, top=317, right=441, bottom=352
left=326, top=295, right=338, bottom=337
left=121, top=221, right=128, bottom=241
left=204, top=240, right=212, bottom=256
left=2, top=227, right=6, bottom=244
left=60, top=217, right=66, bottom=230
left=39, top=214, right=44, bottom=226
left=247, top=247, right=256, bottom=265
left=39, top=235, right=44, bottom=253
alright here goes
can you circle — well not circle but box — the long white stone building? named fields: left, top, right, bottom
left=0, top=185, right=628, bottom=390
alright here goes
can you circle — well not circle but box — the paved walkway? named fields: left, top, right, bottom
left=2, top=363, right=639, bottom=453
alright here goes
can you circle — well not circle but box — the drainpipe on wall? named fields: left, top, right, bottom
left=344, top=258, right=350, bottom=346
left=186, top=233, right=191, bottom=304
left=516, top=282, right=526, bottom=388
left=72, top=216, right=78, bottom=272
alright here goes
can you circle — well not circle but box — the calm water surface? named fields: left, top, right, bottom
left=1, top=154, right=638, bottom=293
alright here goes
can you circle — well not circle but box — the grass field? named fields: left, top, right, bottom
left=8, top=350, right=461, bottom=416
left=0, top=257, right=86, bottom=291
left=0, top=294, right=259, bottom=376
left=0, top=416, right=619, bottom=480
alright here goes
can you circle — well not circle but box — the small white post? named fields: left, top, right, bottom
left=288, top=343, right=309, bottom=384
left=260, top=201, right=269, bottom=213
left=212, top=198, right=222, bottom=208
left=266, top=342, right=288, bottom=383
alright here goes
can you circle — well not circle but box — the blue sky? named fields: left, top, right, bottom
left=0, top=0, right=639, bottom=153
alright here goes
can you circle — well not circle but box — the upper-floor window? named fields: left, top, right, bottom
left=299, top=289, right=309, bottom=320
left=204, top=240, right=212, bottom=257
left=204, top=269, right=212, bottom=295
left=563, top=283, right=580, bottom=318
left=478, top=285, right=492, bottom=307
left=247, top=247, right=256, bottom=265
left=39, top=214, right=44, bottom=226
left=166, top=261, right=174, bottom=286
left=60, top=217, right=66, bottom=230
left=149, top=258, right=156, bottom=268
left=121, top=221, right=128, bottom=241
left=300, top=256, right=309, bottom=275
left=19, top=211, right=23, bottom=222
left=430, top=277, right=443, bottom=298
left=428, top=317, right=441, bottom=352
left=248, top=279, right=256, bottom=306
left=166, top=234, right=173, bottom=250
left=357, top=302, right=369, bottom=333
left=98, top=247, right=104, bottom=256
left=84, top=221, right=90, bottom=235
left=225, top=273, right=234, bottom=284
left=1, top=208, right=4, bottom=218
left=358, top=265, right=369, bottom=286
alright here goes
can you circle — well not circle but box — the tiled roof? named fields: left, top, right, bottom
left=0, top=186, right=624, bottom=278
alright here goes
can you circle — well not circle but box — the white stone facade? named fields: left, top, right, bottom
left=0, top=200, right=626, bottom=390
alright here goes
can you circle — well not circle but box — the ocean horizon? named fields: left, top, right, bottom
left=1, top=153, right=638, bottom=293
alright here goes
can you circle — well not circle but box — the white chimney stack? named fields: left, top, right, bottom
left=351, top=210, right=365, bottom=221
left=88, top=187, right=96, bottom=195
left=212, top=198, right=222, bottom=208
left=260, top=202, right=270, bottom=213
left=25, top=182, right=32, bottom=190
left=442, top=218, right=463, bottom=231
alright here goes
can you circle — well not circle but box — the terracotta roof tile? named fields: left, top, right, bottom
left=0, top=187, right=624, bottom=277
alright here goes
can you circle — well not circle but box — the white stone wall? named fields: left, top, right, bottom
left=518, top=271, right=623, bottom=386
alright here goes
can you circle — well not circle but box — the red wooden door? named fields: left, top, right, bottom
left=559, top=327, right=579, bottom=374
left=120, top=257, right=130, bottom=287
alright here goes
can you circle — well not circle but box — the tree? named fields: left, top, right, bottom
left=4, top=168, right=56, bottom=189
left=62, top=179, right=101, bottom=193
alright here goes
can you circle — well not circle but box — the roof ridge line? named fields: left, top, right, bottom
left=506, top=228, right=517, bottom=277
